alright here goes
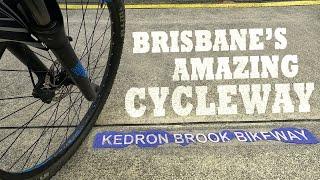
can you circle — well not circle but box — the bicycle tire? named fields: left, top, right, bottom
left=0, top=0, right=125, bottom=179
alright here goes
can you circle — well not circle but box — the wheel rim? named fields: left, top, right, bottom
left=0, top=1, right=112, bottom=173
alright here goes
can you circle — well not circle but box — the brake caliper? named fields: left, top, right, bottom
left=32, top=61, right=73, bottom=104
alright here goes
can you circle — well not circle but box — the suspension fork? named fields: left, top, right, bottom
left=20, top=0, right=98, bottom=101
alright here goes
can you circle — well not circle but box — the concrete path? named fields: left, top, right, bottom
left=54, top=4, right=320, bottom=180
left=0, top=2, right=318, bottom=180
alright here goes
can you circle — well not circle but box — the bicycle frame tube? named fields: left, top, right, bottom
left=6, top=42, right=48, bottom=80
left=0, top=0, right=45, bottom=48
left=21, top=0, right=51, bottom=26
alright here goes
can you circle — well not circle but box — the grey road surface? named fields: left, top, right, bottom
left=55, top=5, right=319, bottom=179
left=0, top=4, right=319, bottom=180
left=54, top=121, right=320, bottom=180
left=98, top=5, right=320, bottom=125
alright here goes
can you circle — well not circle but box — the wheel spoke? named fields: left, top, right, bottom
left=44, top=92, right=83, bottom=159
left=0, top=95, right=33, bottom=101
left=90, top=31, right=112, bottom=79
left=0, top=100, right=40, bottom=122
left=0, top=69, right=28, bottom=72
left=0, top=0, right=120, bottom=173
left=80, top=19, right=111, bottom=61
left=73, top=0, right=90, bottom=49
left=79, top=4, right=107, bottom=61
left=0, top=103, right=45, bottom=160
left=8, top=89, right=81, bottom=169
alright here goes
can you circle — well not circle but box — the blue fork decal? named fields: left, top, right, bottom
left=71, top=61, right=88, bottom=78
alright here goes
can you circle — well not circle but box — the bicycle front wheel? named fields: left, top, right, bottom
left=0, top=0, right=125, bottom=179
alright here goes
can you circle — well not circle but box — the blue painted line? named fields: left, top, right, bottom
left=93, top=127, right=319, bottom=149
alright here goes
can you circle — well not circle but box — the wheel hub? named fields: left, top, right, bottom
left=32, top=61, right=74, bottom=103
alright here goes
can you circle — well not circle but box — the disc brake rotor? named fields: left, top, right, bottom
left=45, top=61, right=74, bottom=102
